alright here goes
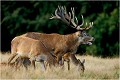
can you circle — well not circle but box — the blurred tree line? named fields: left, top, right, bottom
left=1, top=1, right=119, bottom=57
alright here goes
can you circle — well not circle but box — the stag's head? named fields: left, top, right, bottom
left=77, top=59, right=85, bottom=73
left=50, top=6, right=94, bottom=45
left=76, top=30, right=94, bottom=45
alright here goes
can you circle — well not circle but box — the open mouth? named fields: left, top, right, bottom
left=88, top=42, right=92, bottom=45
left=87, top=41, right=93, bottom=45
left=88, top=38, right=94, bottom=45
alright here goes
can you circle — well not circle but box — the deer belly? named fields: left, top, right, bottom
left=35, top=54, right=47, bottom=62
left=17, top=51, right=29, bottom=58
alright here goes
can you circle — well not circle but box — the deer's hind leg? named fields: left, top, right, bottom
left=8, top=53, right=17, bottom=65
left=14, top=57, right=24, bottom=70
left=54, top=50, right=64, bottom=66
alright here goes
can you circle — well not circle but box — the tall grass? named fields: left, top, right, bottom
left=0, top=52, right=119, bottom=79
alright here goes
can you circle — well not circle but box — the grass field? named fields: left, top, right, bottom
left=0, top=52, right=119, bottom=79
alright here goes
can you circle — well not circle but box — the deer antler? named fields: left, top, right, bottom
left=50, top=6, right=93, bottom=31
left=50, top=6, right=70, bottom=25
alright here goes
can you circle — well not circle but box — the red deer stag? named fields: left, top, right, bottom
left=20, top=6, right=94, bottom=72
left=8, top=36, right=57, bottom=70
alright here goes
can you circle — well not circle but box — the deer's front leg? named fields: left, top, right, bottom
left=30, top=58, right=35, bottom=69
left=31, top=60, right=35, bottom=69
left=56, top=53, right=65, bottom=66
left=63, top=53, right=70, bottom=70
left=54, top=49, right=64, bottom=66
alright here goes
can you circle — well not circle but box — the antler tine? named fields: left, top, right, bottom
left=75, top=16, right=78, bottom=25
left=64, top=6, right=67, bottom=14
left=69, top=12, right=71, bottom=20
left=76, top=22, right=93, bottom=30
left=71, top=7, right=75, bottom=21
left=49, top=14, right=54, bottom=19
left=68, top=7, right=78, bottom=28
left=72, top=7, right=79, bottom=26
left=89, top=22, right=93, bottom=28
left=71, top=7, right=79, bottom=26
left=79, top=15, right=84, bottom=27
left=76, top=15, right=85, bottom=30
left=91, top=22, right=93, bottom=25
left=84, top=22, right=94, bottom=30
left=86, top=22, right=88, bottom=26
left=62, top=6, right=71, bottom=22
left=50, top=8, right=60, bottom=19
left=86, top=23, right=91, bottom=30
left=61, top=6, right=65, bottom=18
left=58, top=5, right=61, bottom=12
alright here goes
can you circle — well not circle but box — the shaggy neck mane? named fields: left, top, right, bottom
left=64, top=33, right=79, bottom=48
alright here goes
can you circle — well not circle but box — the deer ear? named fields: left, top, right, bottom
left=75, top=31, right=80, bottom=36
left=82, top=59, right=85, bottom=64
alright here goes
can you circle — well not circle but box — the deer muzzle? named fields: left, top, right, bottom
left=88, top=37, right=95, bottom=45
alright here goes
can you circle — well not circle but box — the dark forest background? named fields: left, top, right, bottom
left=1, top=1, right=119, bottom=57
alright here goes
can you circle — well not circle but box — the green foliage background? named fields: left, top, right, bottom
left=1, top=1, right=119, bottom=57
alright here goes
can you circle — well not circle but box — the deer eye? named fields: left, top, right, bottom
left=83, top=33, right=86, bottom=36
